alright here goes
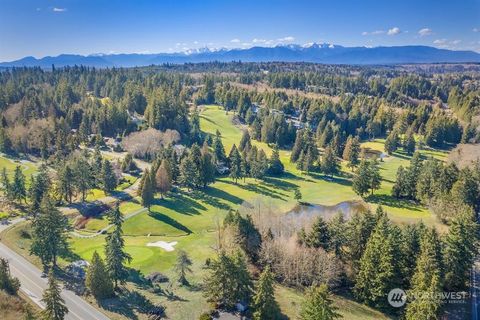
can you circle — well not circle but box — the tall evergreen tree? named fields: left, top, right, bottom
left=30, top=195, right=70, bottom=268
left=343, top=135, right=360, bottom=171
left=443, top=210, right=478, bottom=291
left=229, top=145, right=243, bottom=183
left=40, top=272, right=68, bottom=320
left=268, top=145, right=284, bottom=175
left=101, top=159, right=117, bottom=193
left=354, top=213, right=396, bottom=308
left=252, top=266, right=280, bottom=320
left=140, top=169, right=155, bottom=210
left=174, top=250, right=193, bottom=285
left=405, top=228, right=443, bottom=320
left=0, top=257, right=20, bottom=294
left=86, top=251, right=114, bottom=300
left=212, top=129, right=227, bottom=164
left=11, top=165, right=26, bottom=203
left=321, top=145, right=340, bottom=177
left=300, top=284, right=342, bottom=320
left=105, top=204, right=132, bottom=288
left=201, top=142, right=216, bottom=187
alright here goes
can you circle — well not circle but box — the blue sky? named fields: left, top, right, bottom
left=0, top=0, right=479, bottom=61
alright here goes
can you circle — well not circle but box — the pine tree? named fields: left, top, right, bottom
left=290, top=129, right=304, bottom=162
left=321, top=145, right=340, bottom=177
left=101, top=159, right=117, bottom=193
left=300, top=284, right=342, bottom=320
left=40, top=272, right=68, bottom=320
left=203, top=251, right=252, bottom=309
left=404, top=131, right=416, bottom=155
left=155, top=160, right=171, bottom=198
left=178, top=154, right=197, bottom=190
left=352, top=160, right=371, bottom=197
left=354, top=214, right=396, bottom=308
left=105, top=205, right=132, bottom=288
left=0, top=257, right=20, bottom=294
left=268, top=145, right=284, bottom=175
left=212, top=129, right=227, bottom=164
left=384, top=130, right=399, bottom=155
left=327, top=212, right=346, bottom=257
left=294, top=188, right=302, bottom=203
left=443, top=210, right=478, bottom=291
left=174, top=250, right=193, bottom=285
left=343, top=135, right=360, bottom=171
left=304, top=216, right=330, bottom=250
left=0, top=167, right=11, bottom=200
left=346, top=211, right=376, bottom=274
left=229, top=145, right=243, bottom=183
left=11, top=165, right=26, bottom=203
left=58, top=165, right=75, bottom=203
left=252, top=266, right=280, bottom=320
left=140, top=169, right=155, bottom=210
left=73, top=156, right=94, bottom=202
left=28, top=164, right=50, bottom=214
left=405, top=228, right=442, bottom=320
left=86, top=251, right=114, bottom=300
left=201, top=142, right=216, bottom=187
left=30, top=195, right=70, bottom=268
left=239, top=130, right=252, bottom=152
left=368, top=160, right=381, bottom=195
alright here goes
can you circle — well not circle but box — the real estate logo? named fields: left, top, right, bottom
left=388, top=288, right=407, bottom=307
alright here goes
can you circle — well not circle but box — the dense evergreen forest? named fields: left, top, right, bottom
left=1, top=62, right=480, bottom=320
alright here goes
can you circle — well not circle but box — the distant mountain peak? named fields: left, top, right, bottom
left=2, top=44, right=479, bottom=68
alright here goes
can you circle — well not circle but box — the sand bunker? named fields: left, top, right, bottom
left=146, top=241, right=178, bottom=252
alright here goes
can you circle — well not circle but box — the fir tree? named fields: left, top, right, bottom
left=268, top=145, right=284, bottom=175
left=239, top=130, right=252, bottom=152
left=40, top=272, right=68, bottom=320
left=354, top=214, right=396, bottom=308
left=140, top=169, right=155, bottom=210
left=252, top=266, right=280, bottom=320
left=30, top=195, right=70, bottom=268
left=405, top=228, right=442, bottom=320
left=384, top=130, right=399, bottom=155
left=0, top=257, right=20, bottom=294
left=201, top=142, right=216, bottom=187
left=300, top=284, right=341, bottom=320
left=86, top=251, right=114, bottom=300
left=321, top=145, right=340, bottom=177
left=174, top=250, right=193, bottom=285
left=229, top=145, right=243, bottom=183
left=212, top=129, right=227, bottom=164
left=352, top=160, right=371, bottom=197
left=404, top=131, right=416, bottom=155
left=101, top=159, right=117, bottom=193
left=105, top=205, right=132, bottom=287
left=11, top=165, right=26, bottom=203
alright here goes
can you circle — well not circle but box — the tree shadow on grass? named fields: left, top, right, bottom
left=148, top=211, right=192, bottom=235
left=189, top=190, right=232, bottom=211
left=307, top=172, right=353, bottom=187
left=100, top=288, right=156, bottom=320
left=366, top=193, right=422, bottom=212
left=237, top=181, right=288, bottom=201
left=203, top=186, right=245, bottom=206
left=261, top=176, right=298, bottom=192
left=153, top=192, right=206, bottom=216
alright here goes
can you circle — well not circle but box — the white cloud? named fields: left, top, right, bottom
left=362, top=30, right=385, bottom=36
left=473, top=28, right=479, bottom=32
left=230, top=38, right=241, bottom=43
left=193, top=41, right=199, bottom=45
left=387, top=27, right=401, bottom=35
left=433, top=39, right=447, bottom=45
left=451, top=39, right=462, bottom=45
left=277, top=36, right=295, bottom=42
left=52, top=7, right=67, bottom=12
left=418, top=28, right=432, bottom=37
left=253, top=38, right=267, bottom=43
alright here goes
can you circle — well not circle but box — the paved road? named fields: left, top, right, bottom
left=0, top=219, right=110, bottom=320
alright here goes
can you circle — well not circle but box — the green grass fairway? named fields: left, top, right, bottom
left=0, top=154, right=37, bottom=178
left=2, top=106, right=446, bottom=320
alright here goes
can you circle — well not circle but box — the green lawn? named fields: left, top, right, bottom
left=0, top=154, right=37, bottom=179
left=3, top=106, right=449, bottom=319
